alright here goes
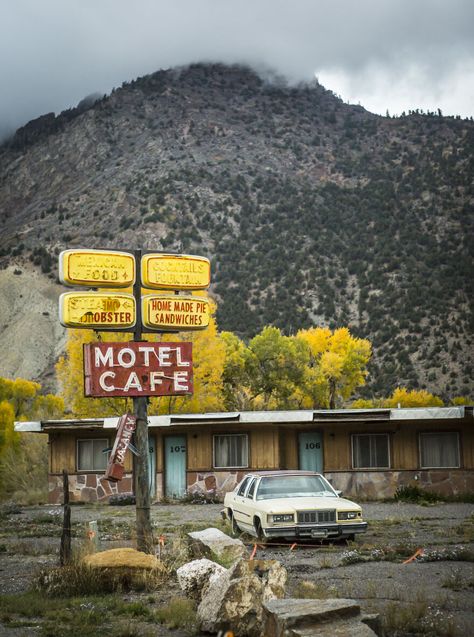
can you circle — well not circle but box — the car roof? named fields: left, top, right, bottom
left=243, top=470, right=323, bottom=478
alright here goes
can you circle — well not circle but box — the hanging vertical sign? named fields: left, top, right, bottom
left=103, top=413, right=137, bottom=482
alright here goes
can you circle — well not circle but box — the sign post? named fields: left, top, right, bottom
left=132, top=249, right=154, bottom=554
left=59, top=247, right=210, bottom=556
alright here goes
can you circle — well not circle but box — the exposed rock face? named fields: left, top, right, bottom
left=1, top=63, right=472, bottom=397
left=262, top=598, right=380, bottom=637
left=188, top=527, right=246, bottom=562
left=176, top=558, right=227, bottom=602
left=197, top=558, right=287, bottom=636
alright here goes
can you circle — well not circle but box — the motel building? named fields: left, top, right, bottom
left=15, top=406, right=474, bottom=504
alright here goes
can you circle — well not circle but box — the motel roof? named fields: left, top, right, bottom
left=15, top=406, right=473, bottom=433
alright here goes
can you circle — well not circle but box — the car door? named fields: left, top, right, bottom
left=232, top=476, right=251, bottom=528
left=234, top=476, right=259, bottom=532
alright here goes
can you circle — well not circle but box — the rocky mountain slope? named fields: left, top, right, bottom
left=0, top=64, right=472, bottom=399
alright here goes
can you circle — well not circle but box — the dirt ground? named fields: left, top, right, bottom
left=0, top=501, right=473, bottom=636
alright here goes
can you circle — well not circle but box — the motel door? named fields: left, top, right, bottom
left=164, top=435, right=187, bottom=498
left=298, top=432, right=323, bottom=473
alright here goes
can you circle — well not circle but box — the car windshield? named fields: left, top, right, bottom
left=256, top=475, right=337, bottom=500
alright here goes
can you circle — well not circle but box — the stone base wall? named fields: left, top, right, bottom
left=325, top=470, right=474, bottom=499
left=186, top=470, right=247, bottom=496
left=48, top=473, right=134, bottom=504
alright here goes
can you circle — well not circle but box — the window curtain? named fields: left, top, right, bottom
left=214, top=434, right=248, bottom=468
left=420, top=433, right=459, bottom=468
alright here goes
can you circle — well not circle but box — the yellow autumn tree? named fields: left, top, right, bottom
left=296, top=327, right=372, bottom=409
left=383, top=387, right=444, bottom=408
left=352, top=387, right=444, bottom=409
left=0, top=377, right=64, bottom=502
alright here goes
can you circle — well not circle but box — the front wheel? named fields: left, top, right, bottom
left=230, top=513, right=241, bottom=537
left=254, top=517, right=265, bottom=541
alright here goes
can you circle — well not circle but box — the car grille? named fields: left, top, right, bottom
left=297, top=510, right=336, bottom=524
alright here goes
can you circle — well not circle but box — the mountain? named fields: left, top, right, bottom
left=0, top=63, right=472, bottom=400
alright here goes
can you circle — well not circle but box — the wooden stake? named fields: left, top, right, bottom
left=60, top=469, right=71, bottom=565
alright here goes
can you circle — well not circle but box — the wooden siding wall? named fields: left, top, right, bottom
left=48, top=417, right=474, bottom=475
left=250, top=428, right=279, bottom=469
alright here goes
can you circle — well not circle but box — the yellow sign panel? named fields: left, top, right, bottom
left=59, top=292, right=136, bottom=329
left=59, top=249, right=135, bottom=288
left=142, top=295, right=210, bottom=331
left=141, top=254, right=211, bottom=290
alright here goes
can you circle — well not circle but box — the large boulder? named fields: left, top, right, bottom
left=198, top=559, right=287, bottom=636
left=176, top=558, right=227, bottom=602
left=188, top=527, right=246, bottom=562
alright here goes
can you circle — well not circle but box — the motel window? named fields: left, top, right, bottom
left=77, top=439, right=109, bottom=471
left=352, top=434, right=390, bottom=469
left=420, top=432, right=460, bottom=469
left=213, top=434, right=248, bottom=469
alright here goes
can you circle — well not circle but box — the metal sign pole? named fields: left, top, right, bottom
left=132, top=249, right=154, bottom=553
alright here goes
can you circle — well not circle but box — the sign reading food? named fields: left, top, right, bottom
left=142, top=294, right=210, bottom=331
left=141, top=253, right=211, bottom=290
left=59, top=249, right=135, bottom=287
left=103, top=413, right=137, bottom=482
left=83, top=342, right=193, bottom=397
left=59, top=292, right=136, bottom=329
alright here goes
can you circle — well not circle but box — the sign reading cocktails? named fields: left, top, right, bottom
left=141, top=254, right=211, bottom=290
left=59, top=249, right=135, bottom=287
left=83, top=342, right=193, bottom=397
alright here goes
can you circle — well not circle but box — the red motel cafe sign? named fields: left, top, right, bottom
left=84, top=342, right=193, bottom=397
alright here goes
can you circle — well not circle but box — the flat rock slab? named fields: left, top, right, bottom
left=188, top=527, right=246, bottom=561
left=263, top=598, right=378, bottom=637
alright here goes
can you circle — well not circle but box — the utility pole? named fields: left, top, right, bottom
left=133, top=249, right=154, bottom=553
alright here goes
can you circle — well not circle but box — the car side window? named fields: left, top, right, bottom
left=237, top=477, right=250, bottom=496
left=246, top=478, right=257, bottom=499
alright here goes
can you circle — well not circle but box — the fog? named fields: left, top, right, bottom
left=1, top=0, right=473, bottom=138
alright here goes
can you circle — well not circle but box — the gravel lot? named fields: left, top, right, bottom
left=0, top=501, right=473, bottom=636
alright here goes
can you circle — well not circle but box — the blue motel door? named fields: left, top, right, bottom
left=298, top=432, right=323, bottom=473
left=164, top=435, right=187, bottom=498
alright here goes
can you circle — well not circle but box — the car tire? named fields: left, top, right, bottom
left=230, top=513, right=241, bottom=537
left=345, top=533, right=355, bottom=542
left=254, top=518, right=264, bottom=541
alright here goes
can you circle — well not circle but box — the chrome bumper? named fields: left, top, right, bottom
left=263, top=522, right=368, bottom=538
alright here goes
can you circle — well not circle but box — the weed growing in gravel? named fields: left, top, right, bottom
left=155, top=597, right=198, bottom=633
left=293, top=580, right=339, bottom=599
left=383, top=599, right=457, bottom=637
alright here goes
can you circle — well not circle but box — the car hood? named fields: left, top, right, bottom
left=255, top=496, right=361, bottom=514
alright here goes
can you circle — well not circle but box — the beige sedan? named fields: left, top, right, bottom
left=223, top=470, right=367, bottom=541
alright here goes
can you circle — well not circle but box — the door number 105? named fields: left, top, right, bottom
left=305, top=442, right=320, bottom=449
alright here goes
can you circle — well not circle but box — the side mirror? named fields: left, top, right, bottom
left=335, top=490, right=343, bottom=497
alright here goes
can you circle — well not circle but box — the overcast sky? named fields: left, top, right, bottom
left=1, top=0, right=473, bottom=138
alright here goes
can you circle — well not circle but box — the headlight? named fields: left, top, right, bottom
left=270, top=514, right=294, bottom=523
left=338, top=511, right=360, bottom=520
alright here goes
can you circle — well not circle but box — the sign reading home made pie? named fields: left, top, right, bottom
left=83, top=342, right=193, bottom=397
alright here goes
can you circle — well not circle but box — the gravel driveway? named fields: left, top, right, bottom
left=1, top=501, right=473, bottom=636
